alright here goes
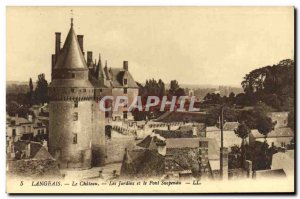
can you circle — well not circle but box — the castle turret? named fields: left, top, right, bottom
left=48, top=18, right=94, bottom=169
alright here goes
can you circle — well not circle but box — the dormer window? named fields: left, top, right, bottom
left=72, top=73, right=75, bottom=78
left=124, top=78, right=128, bottom=86
left=72, top=112, right=78, bottom=121
left=73, top=133, right=77, bottom=144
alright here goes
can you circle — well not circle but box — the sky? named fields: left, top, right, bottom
left=6, top=7, right=294, bottom=87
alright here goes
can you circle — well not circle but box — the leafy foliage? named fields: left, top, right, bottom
left=34, top=74, right=48, bottom=105
left=234, top=123, right=250, bottom=140
left=241, top=59, right=294, bottom=111
left=228, top=145, right=242, bottom=169
left=256, top=116, right=274, bottom=138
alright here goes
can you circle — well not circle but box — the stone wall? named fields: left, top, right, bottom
left=105, top=132, right=135, bottom=164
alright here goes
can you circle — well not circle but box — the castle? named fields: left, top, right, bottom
left=48, top=18, right=138, bottom=169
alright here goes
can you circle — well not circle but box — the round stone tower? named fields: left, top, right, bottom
left=49, top=19, right=94, bottom=169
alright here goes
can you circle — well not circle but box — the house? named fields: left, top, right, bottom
left=122, top=133, right=228, bottom=180
left=8, top=140, right=52, bottom=160
left=271, top=150, right=294, bottom=177
left=6, top=114, right=47, bottom=142
left=6, top=115, right=33, bottom=142
left=267, top=112, right=289, bottom=129
left=249, top=127, right=294, bottom=148
left=206, top=122, right=243, bottom=150
left=7, top=140, right=61, bottom=178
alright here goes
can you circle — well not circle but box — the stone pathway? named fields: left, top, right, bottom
left=61, top=162, right=122, bottom=180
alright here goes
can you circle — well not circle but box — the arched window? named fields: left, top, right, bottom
left=72, top=112, right=78, bottom=121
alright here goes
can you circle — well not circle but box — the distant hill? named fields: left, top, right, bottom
left=6, top=81, right=37, bottom=94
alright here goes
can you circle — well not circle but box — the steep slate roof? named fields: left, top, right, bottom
left=165, top=138, right=220, bottom=160
left=223, top=122, right=239, bottom=131
left=206, top=126, right=220, bottom=132
left=206, top=130, right=244, bottom=149
left=136, top=135, right=153, bottom=148
left=152, top=129, right=193, bottom=138
left=103, top=67, right=138, bottom=88
left=179, top=123, right=206, bottom=132
left=206, top=122, right=240, bottom=132
left=156, top=111, right=207, bottom=122
left=251, top=127, right=294, bottom=138
left=121, top=149, right=165, bottom=177
left=13, top=141, right=53, bottom=159
left=89, top=73, right=110, bottom=88
left=7, top=117, right=31, bottom=126
left=54, top=24, right=88, bottom=70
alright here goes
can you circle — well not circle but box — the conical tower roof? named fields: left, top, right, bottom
left=54, top=19, right=87, bottom=70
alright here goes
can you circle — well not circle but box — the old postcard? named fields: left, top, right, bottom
left=6, top=6, right=295, bottom=193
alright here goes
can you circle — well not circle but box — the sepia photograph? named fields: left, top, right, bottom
left=5, top=6, right=295, bottom=194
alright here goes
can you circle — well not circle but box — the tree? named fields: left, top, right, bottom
left=158, top=79, right=165, bottom=98
left=6, top=101, right=20, bottom=116
left=28, top=78, right=34, bottom=106
left=174, top=88, right=186, bottom=97
left=256, top=116, right=273, bottom=139
left=35, top=74, right=48, bottom=105
left=228, top=92, right=235, bottom=105
left=205, top=106, right=238, bottom=126
left=241, top=59, right=294, bottom=110
left=169, top=80, right=179, bottom=95
left=238, top=102, right=274, bottom=129
left=228, top=145, right=242, bottom=169
left=203, top=93, right=223, bottom=104
left=234, top=122, right=250, bottom=167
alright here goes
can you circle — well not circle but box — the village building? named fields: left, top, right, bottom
left=121, top=130, right=228, bottom=180
left=6, top=140, right=60, bottom=178
left=249, top=128, right=294, bottom=148
left=249, top=111, right=294, bottom=148
left=6, top=114, right=47, bottom=142
left=267, top=111, right=289, bottom=129
left=206, top=122, right=243, bottom=150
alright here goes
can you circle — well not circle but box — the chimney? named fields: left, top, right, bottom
left=157, top=142, right=166, bottom=156
left=199, top=141, right=209, bottom=177
left=27, top=114, right=33, bottom=122
left=42, top=140, right=48, bottom=151
left=55, top=32, right=61, bottom=57
left=26, top=143, right=31, bottom=158
left=123, top=61, right=128, bottom=71
left=77, top=35, right=84, bottom=54
left=192, top=125, right=198, bottom=137
left=87, top=51, right=93, bottom=66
